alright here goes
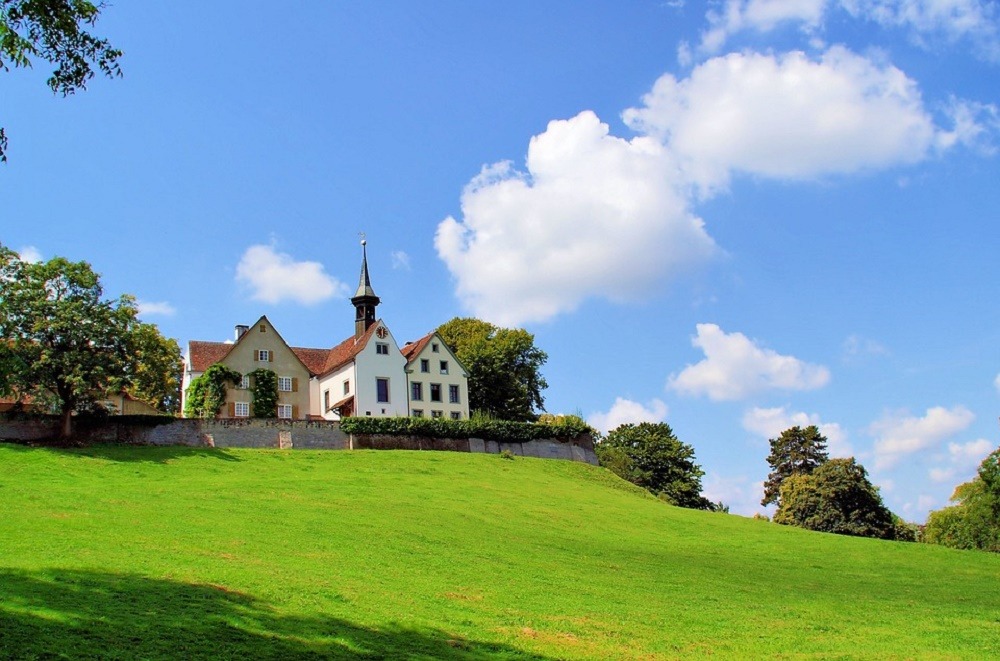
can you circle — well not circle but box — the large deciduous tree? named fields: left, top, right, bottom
left=762, top=425, right=829, bottom=507
left=126, top=321, right=183, bottom=414
left=436, top=317, right=548, bottom=421
left=924, top=446, right=1000, bottom=552
left=596, top=422, right=712, bottom=510
left=0, top=245, right=179, bottom=437
left=773, top=457, right=897, bottom=539
left=0, top=0, right=122, bottom=161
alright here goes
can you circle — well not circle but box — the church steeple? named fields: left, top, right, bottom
left=351, top=238, right=380, bottom=339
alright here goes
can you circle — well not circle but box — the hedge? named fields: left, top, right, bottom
left=340, top=415, right=592, bottom=442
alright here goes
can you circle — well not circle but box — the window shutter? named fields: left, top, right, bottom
left=291, top=377, right=298, bottom=393
left=292, top=405, right=299, bottom=419
left=268, top=351, right=273, bottom=363
left=255, top=350, right=261, bottom=362
left=228, top=402, right=235, bottom=418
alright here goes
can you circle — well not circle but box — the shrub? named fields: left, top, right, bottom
left=339, top=415, right=592, bottom=442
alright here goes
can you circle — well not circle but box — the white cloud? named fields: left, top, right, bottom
left=695, top=1, right=1000, bottom=62
left=439, top=45, right=981, bottom=325
left=701, top=473, right=767, bottom=516
left=669, top=324, right=830, bottom=400
left=931, top=438, right=995, bottom=482
left=391, top=250, right=411, bottom=270
left=842, top=334, right=889, bottom=360
left=624, top=47, right=944, bottom=192
left=588, top=397, right=669, bottom=434
left=698, top=0, right=829, bottom=55
left=845, top=0, right=1000, bottom=62
left=17, top=246, right=42, bottom=263
left=435, top=111, right=717, bottom=325
left=742, top=406, right=852, bottom=456
left=137, top=300, right=176, bottom=317
left=235, top=244, right=346, bottom=306
left=870, top=405, right=975, bottom=469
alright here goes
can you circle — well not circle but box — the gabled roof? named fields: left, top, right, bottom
left=400, top=332, right=434, bottom=363
left=188, top=340, right=235, bottom=372
left=187, top=319, right=401, bottom=379
left=319, top=321, right=380, bottom=376
left=290, top=347, right=331, bottom=375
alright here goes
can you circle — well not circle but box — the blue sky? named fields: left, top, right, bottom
left=3, top=1, right=999, bottom=519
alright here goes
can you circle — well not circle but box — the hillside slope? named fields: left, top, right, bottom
left=0, top=443, right=997, bottom=659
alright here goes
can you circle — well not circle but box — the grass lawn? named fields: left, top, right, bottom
left=0, top=442, right=998, bottom=659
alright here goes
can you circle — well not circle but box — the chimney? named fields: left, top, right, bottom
left=235, top=324, right=249, bottom=341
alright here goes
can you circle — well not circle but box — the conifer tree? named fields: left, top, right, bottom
left=761, top=425, right=829, bottom=507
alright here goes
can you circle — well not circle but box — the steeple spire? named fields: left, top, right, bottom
left=351, top=238, right=380, bottom=339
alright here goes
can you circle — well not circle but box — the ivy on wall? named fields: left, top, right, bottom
left=183, top=364, right=241, bottom=418
left=248, top=369, right=278, bottom=418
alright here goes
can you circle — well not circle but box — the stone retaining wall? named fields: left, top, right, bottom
left=0, top=417, right=598, bottom=464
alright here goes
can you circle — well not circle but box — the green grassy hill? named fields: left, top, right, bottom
left=0, top=443, right=997, bottom=659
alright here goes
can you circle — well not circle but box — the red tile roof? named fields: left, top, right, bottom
left=400, top=332, right=434, bottom=363
left=319, top=322, right=380, bottom=375
left=290, top=347, right=330, bottom=375
left=187, top=341, right=234, bottom=372
left=187, top=321, right=389, bottom=378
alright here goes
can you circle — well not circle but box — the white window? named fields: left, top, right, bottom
left=278, top=376, right=292, bottom=392
left=432, top=343, right=439, bottom=353
left=234, top=402, right=250, bottom=418
left=239, top=375, right=250, bottom=390
left=376, top=378, right=390, bottom=403
left=257, top=349, right=270, bottom=362
left=376, top=342, right=389, bottom=355
left=430, top=384, right=442, bottom=402
left=420, top=359, right=429, bottom=373
left=450, top=411, right=461, bottom=420
left=440, top=360, right=449, bottom=374
left=412, top=409, right=424, bottom=418
left=449, top=385, right=460, bottom=404
left=278, top=404, right=293, bottom=419
left=431, top=410, right=443, bottom=419
left=411, top=381, right=423, bottom=401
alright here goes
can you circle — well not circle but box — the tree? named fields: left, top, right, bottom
left=0, top=245, right=136, bottom=438
left=596, top=422, right=712, bottom=510
left=1, top=0, right=122, bottom=161
left=924, top=446, right=1000, bottom=552
left=183, top=364, right=241, bottom=419
left=436, top=317, right=548, bottom=421
left=126, top=321, right=183, bottom=414
left=762, top=425, right=829, bottom=507
left=773, top=457, right=896, bottom=539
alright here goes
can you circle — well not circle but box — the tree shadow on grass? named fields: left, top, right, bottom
left=0, top=568, right=550, bottom=660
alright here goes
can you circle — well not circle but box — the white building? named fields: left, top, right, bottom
left=182, top=242, right=470, bottom=420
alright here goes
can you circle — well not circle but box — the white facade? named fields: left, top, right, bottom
left=403, top=332, right=470, bottom=420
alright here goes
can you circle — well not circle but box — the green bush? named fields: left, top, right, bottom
left=339, top=415, right=592, bottom=442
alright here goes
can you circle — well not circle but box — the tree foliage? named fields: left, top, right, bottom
left=248, top=368, right=277, bottom=418
left=924, top=446, right=1000, bottom=552
left=0, top=245, right=139, bottom=437
left=762, top=425, right=829, bottom=507
left=773, top=457, right=897, bottom=539
left=1, top=0, right=122, bottom=161
left=125, top=321, right=182, bottom=414
left=596, top=422, right=712, bottom=510
left=436, top=317, right=548, bottom=422
left=183, top=364, right=241, bottom=419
